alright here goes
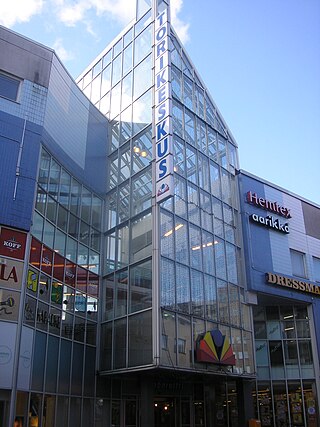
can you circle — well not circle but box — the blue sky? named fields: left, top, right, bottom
left=2, top=0, right=319, bottom=204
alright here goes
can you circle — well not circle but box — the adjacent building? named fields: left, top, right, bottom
left=238, top=170, right=320, bottom=427
left=0, top=26, right=107, bottom=427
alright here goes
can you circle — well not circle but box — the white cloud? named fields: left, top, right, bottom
left=56, top=1, right=88, bottom=26
left=171, top=0, right=190, bottom=44
left=53, top=38, right=74, bottom=61
left=0, top=0, right=43, bottom=27
left=55, top=0, right=135, bottom=28
left=54, top=0, right=189, bottom=42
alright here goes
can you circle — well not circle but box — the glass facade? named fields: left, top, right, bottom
left=252, top=305, right=318, bottom=427
left=78, top=1, right=253, bottom=380
left=11, top=148, right=104, bottom=426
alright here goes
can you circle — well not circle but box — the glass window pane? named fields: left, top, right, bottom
left=175, top=218, right=188, bottom=265
left=172, top=102, right=183, bottom=139
left=48, top=159, right=60, bottom=199
left=160, top=257, right=175, bottom=310
left=190, top=224, right=202, bottom=270
left=134, top=25, right=152, bottom=65
left=0, top=73, right=20, bottom=100
left=133, top=54, right=152, bottom=100
left=101, top=64, right=111, bottom=96
left=191, top=269, right=204, bottom=317
left=132, top=126, right=152, bottom=173
left=106, top=232, right=116, bottom=274
left=118, top=183, right=129, bottom=224
left=160, top=210, right=174, bottom=259
left=215, top=238, right=226, bottom=280
left=121, top=71, right=132, bottom=111
left=132, top=89, right=152, bottom=135
left=204, top=274, right=217, bottom=320
left=132, top=168, right=152, bottom=215
left=91, top=75, right=101, bottom=104
left=115, top=270, right=128, bottom=318
left=123, top=43, right=133, bottom=76
left=202, top=231, right=215, bottom=275
left=290, top=250, right=306, bottom=278
left=186, top=145, right=197, bottom=184
left=117, top=225, right=129, bottom=269
left=176, top=263, right=190, bottom=313
left=184, top=110, right=195, bottom=145
left=173, top=136, right=185, bottom=176
left=70, top=178, right=81, bottom=215
left=129, top=260, right=152, bottom=313
left=128, top=310, right=152, bottom=366
left=217, top=279, right=229, bottom=323
left=112, top=54, right=122, bottom=86
left=39, top=150, right=50, bottom=190
left=174, top=175, right=187, bottom=219
left=183, top=75, right=193, bottom=110
left=131, top=213, right=152, bottom=263
left=110, top=82, right=121, bottom=119
left=113, top=318, right=127, bottom=369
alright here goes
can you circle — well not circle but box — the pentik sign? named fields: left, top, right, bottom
left=154, top=8, right=174, bottom=203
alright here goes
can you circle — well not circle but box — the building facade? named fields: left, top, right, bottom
left=77, top=1, right=254, bottom=426
left=1, top=1, right=319, bottom=427
left=0, top=26, right=108, bottom=427
left=238, top=170, right=320, bottom=427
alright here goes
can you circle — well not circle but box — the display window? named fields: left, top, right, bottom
left=41, top=246, right=53, bottom=275
left=53, top=252, right=65, bottom=282
left=30, top=237, right=42, bottom=268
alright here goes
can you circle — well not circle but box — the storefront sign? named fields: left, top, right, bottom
left=154, top=8, right=174, bottom=203
left=249, top=213, right=289, bottom=234
left=246, top=191, right=291, bottom=218
left=0, top=289, right=20, bottom=321
left=266, top=272, right=320, bottom=296
left=0, top=227, right=27, bottom=260
left=0, top=258, right=24, bottom=290
left=196, top=329, right=236, bottom=366
left=36, top=307, right=61, bottom=329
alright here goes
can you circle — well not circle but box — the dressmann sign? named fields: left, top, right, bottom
left=154, top=8, right=174, bottom=203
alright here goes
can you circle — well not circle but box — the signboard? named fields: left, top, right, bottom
left=0, top=289, right=20, bottom=321
left=266, top=272, right=320, bottom=297
left=0, top=227, right=27, bottom=260
left=195, top=329, right=236, bottom=366
left=246, top=190, right=291, bottom=233
left=0, top=258, right=24, bottom=290
left=246, top=191, right=291, bottom=218
left=154, top=8, right=174, bottom=203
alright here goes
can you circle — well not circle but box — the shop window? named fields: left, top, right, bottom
left=290, top=249, right=306, bottom=278
left=0, top=72, right=21, bottom=101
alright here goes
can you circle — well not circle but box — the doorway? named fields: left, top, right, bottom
left=154, top=397, right=176, bottom=427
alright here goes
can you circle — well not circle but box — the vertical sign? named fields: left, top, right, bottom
left=154, top=8, right=174, bottom=203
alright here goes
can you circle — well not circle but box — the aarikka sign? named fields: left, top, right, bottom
left=154, top=8, right=173, bottom=203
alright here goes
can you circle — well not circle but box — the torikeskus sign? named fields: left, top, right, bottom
left=154, top=8, right=173, bottom=203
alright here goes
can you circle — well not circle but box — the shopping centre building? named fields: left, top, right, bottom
left=0, top=1, right=319, bottom=426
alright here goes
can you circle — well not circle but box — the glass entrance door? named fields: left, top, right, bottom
left=154, top=397, right=176, bottom=427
